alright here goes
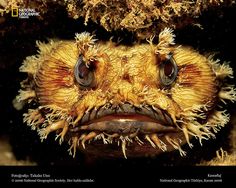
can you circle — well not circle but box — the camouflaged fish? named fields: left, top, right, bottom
left=14, top=28, right=236, bottom=158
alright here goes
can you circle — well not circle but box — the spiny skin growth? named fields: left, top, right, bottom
left=14, top=28, right=236, bottom=158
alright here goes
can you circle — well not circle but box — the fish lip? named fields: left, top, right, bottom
left=71, top=104, right=178, bottom=134
left=77, top=115, right=177, bottom=134
left=78, top=103, right=174, bottom=127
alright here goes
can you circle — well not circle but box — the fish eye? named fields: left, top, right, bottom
left=74, top=55, right=95, bottom=88
left=159, top=53, right=178, bottom=87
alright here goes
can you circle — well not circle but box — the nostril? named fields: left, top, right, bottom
left=122, top=72, right=132, bottom=83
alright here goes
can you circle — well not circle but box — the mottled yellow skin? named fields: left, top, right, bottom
left=15, top=29, right=235, bottom=158
left=35, top=41, right=217, bottom=124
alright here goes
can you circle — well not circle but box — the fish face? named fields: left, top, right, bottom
left=15, top=28, right=236, bottom=158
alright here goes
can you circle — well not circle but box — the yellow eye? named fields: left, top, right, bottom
left=159, top=54, right=178, bottom=87
left=74, top=55, right=95, bottom=88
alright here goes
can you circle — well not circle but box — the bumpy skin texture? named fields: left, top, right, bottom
left=15, top=28, right=236, bottom=158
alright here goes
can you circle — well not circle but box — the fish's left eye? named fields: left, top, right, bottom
left=74, top=55, right=95, bottom=88
left=159, top=53, right=178, bottom=87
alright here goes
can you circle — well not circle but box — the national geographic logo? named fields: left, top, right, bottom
left=11, top=7, right=18, bottom=17
left=0, top=7, right=39, bottom=18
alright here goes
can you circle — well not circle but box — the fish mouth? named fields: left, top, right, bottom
left=78, top=115, right=176, bottom=134
left=74, top=103, right=175, bottom=131
left=68, top=103, right=186, bottom=158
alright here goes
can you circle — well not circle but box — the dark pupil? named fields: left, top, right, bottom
left=78, top=63, right=90, bottom=79
left=164, top=60, right=174, bottom=77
